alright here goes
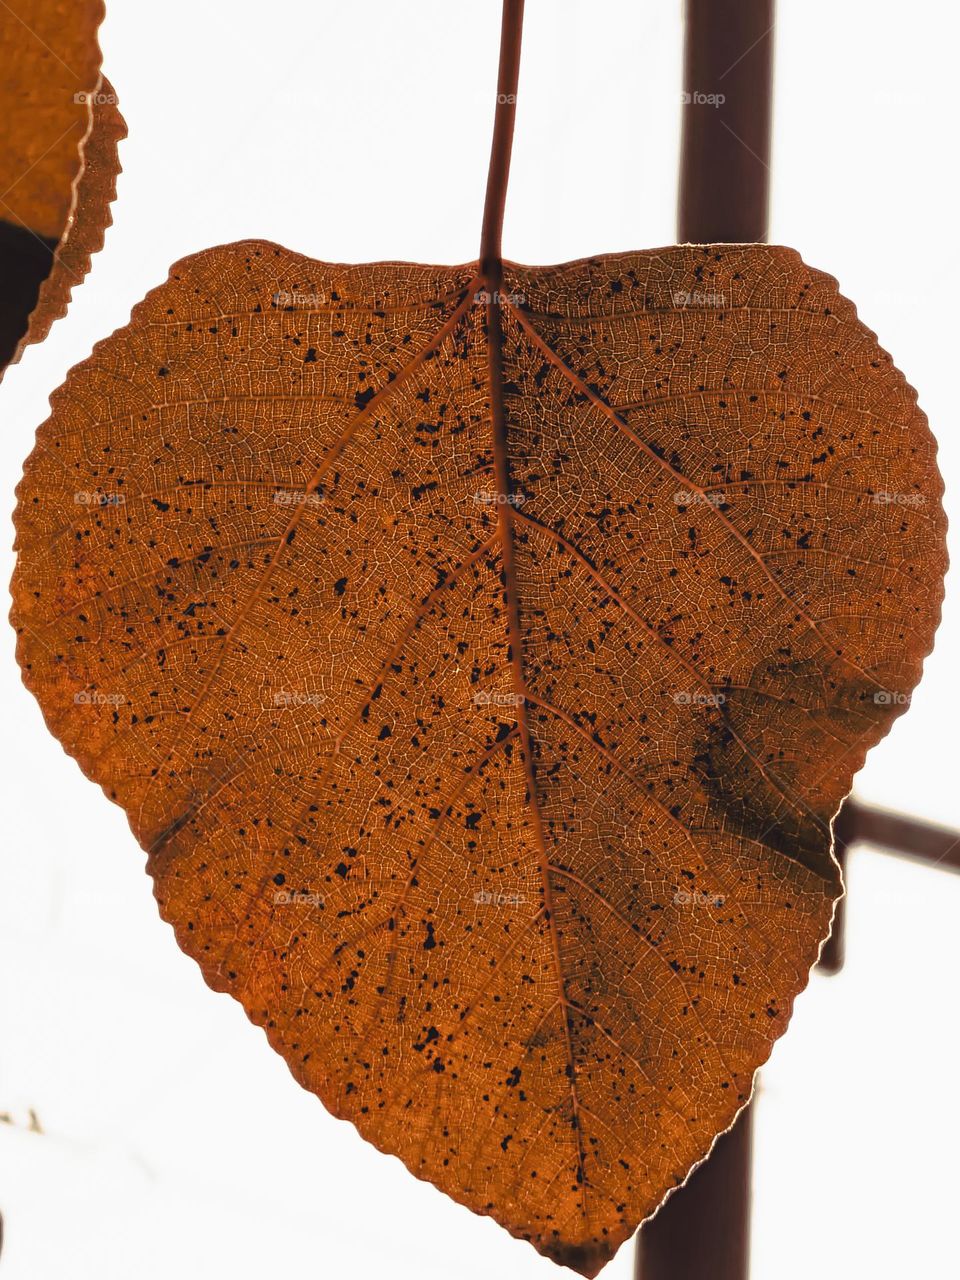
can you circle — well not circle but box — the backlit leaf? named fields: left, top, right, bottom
left=0, top=1, right=124, bottom=371
left=11, top=239, right=945, bottom=1273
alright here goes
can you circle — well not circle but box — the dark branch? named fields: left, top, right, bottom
left=678, top=0, right=775, bottom=244
left=838, top=800, right=960, bottom=873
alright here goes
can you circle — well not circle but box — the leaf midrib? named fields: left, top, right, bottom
left=484, top=281, right=591, bottom=1209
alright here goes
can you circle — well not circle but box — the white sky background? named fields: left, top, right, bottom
left=0, top=2, right=957, bottom=1277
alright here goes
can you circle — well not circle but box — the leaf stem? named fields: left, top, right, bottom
left=480, top=0, right=524, bottom=280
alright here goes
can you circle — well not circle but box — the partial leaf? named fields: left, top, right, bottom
left=0, top=1, right=124, bottom=372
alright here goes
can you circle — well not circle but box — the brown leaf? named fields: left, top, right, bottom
left=11, top=240, right=945, bottom=1273
left=0, top=1, right=124, bottom=372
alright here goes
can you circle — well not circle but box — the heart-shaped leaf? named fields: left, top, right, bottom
left=11, top=238, right=945, bottom=1273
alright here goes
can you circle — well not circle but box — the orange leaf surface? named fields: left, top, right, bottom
left=11, top=238, right=945, bottom=1273
left=0, top=1, right=124, bottom=371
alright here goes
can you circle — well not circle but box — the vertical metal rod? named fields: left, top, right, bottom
left=634, top=1103, right=754, bottom=1280
left=635, top=6, right=776, bottom=1276
left=678, top=0, right=775, bottom=244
